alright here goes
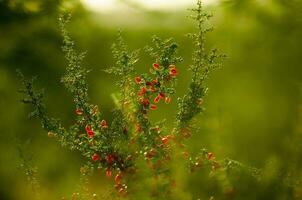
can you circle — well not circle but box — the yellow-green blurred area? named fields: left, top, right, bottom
left=1, top=0, right=302, bottom=199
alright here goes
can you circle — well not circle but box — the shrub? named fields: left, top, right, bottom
left=18, top=0, right=294, bottom=199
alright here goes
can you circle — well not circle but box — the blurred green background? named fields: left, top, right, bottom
left=1, top=0, right=302, bottom=199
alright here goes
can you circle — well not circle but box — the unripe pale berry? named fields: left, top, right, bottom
left=48, top=131, right=55, bottom=138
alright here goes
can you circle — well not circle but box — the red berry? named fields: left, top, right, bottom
left=75, top=108, right=83, bottom=115
left=138, top=87, right=147, bottom=96
left=152, top=79, right=159, bottom=86
left=165, top=97, right=171, bottom=104
left=115, top=172, right=122, bottom=184
left=85, top=125, right=92, bottom=132
left=149, top=86, right=156, bottom=92
left=101, top=119, right=108, bottom=129
left=169, top=65, right=177, bottom=77
left=135, top=76, right=142, bottom=84
left=159, top=92, right=165, bottom=99
left=140, top=98, right=150, bottom=107
left=107, top=154, right=114, bottom=164
left=150, top=104, right=156, bottom=110
left=153, top=63, right=160, bottom=70
left=91, top=153, right=100, bottom=161
left=106, top=168, right=112, bottom=178
left=85, top=125, right=94, bottom=137
left=207, top=152, right=214, bottom=160
left=154, top=95, right=161, bottom=104
left=87, top=131, right=94, bottom=137
left=161, top=137, right=169, bottom=145
left=145, top=81, right=152, bottom=86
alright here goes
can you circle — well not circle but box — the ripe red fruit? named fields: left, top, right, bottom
left=91, top=153, right=100, bottom=161
left=140, top=98, right=149, bottom=107
left=150, top=104, right=157, bottom=110
left=101, top=119, right=108, bottom=129
left=207, top=152, right=214, bottom=160
left=106, top=168, right=112, bottom=178
left=87, top=131, right=94, bottom=137
left=138, top=87, right=147, bottom=96
left=149, top=86, right=156, bottom=92
left=145, top=81, right=152, bottom=86
left=153, top=63, right=160, bottom=70
left=85, top=125, right=94, bottom=137
left=165, top=97, right=171, bottom=104
left=159, top=92, right=165, bottom=99
left=169, top=66, right=177, bottom=77
left=152, top=79, right=159, bottom=86
left=135, top=76, right=142, bottom=84
left=75, top=108, right=83, bottom=115
left=161, top=137, right=169, bottom=145
left=85, top=125, right=92, bottom=132
left=154, top=95, right=161, bottom=103
left=107, top=154, right=114, bottom=164
left=115, top=172, right=122, bottom=184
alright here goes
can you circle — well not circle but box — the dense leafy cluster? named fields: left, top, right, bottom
left=18, top=1, right=276, bottom=199
left=176, top=0, right=225, bottom=133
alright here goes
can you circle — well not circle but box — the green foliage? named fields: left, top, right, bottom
left=17, top=0, right=301, bottom=199
left=106, top=31, right=138, bottom=112
left=17, top=1, right=228, bottom=198
left=176, top=0, right=225, bottom=130
left=17, top=142, right=41, bottom=200
left=59, top=13, right=90, bottom=109
left=144, top=36, right=183, bottom=68
left=17, top=70, right=64, bottom=135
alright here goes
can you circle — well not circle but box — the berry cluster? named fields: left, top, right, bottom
left=135, top=63, right=177, bottom=113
